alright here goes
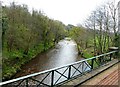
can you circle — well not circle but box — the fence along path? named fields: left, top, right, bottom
left=0, top=51, right=118, bottom=87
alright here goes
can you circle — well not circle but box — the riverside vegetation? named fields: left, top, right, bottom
left=2, top=1, right=120, bottom=81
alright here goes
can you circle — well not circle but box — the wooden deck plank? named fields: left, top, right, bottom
left=81, top=62, right=119, bottom=86
left=60, top=59, right=119, bottom=86
left=97, top=69, right=118, bottom=85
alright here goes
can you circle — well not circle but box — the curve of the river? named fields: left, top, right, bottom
left=15, top=38, right=85, bottom=78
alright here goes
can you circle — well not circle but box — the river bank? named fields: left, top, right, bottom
left=3, top=38, right=91, bottom=81
left=2, top=42, right=55, bottom=81
left=13, top=39, right=84, bottom=79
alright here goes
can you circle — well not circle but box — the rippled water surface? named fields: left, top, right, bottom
left=15, top=39, right=84, bottom=78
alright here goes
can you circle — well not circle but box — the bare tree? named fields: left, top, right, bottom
left=84, top=2, right=116, bottom=54
left=85, top=11, right=97, bottom=55
left=108, top=0, right=119, bottom=46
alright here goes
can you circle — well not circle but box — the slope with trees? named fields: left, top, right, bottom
left=2, top=2, right=66, bottom=80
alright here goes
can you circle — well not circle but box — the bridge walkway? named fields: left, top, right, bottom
left=81, top=62, right=119, bottom=86
left=61, top=59, right=119, bottom=86
left=0, top=51, right=119, bottom=87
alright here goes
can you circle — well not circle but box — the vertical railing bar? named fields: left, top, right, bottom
left=91, top=59, right=94, bottom=70
left=68, top=65, right=71, bottom=79
left=51, top=70, right=54, bottom=87
left=26, top=78, right=28, bottom=87
left=71, top=65, right=83, bottom=77
left=99, top=56, right=102, bottom=65
left=94, top=58, right=100, bottom=66
left=71, top=63, right=83, bottom=77
left=54, top=67, right=69, bottom=85
left=54, top=68, right=68, bottom=79
left=71, top=64, right=81, bottom=77
left=110, top=53, right=112, bottom=61
left=0, top=51, right=117, bottom=86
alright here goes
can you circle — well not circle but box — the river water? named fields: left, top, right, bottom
left=15, top=38, right=85, bottom=78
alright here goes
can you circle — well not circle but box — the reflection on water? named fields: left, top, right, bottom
left=15, top=38, right=84, bottom=78
left=48, top=40, right=78, bottom=67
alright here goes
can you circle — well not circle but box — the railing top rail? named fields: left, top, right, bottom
left=0, top=51, right=117, bottom=86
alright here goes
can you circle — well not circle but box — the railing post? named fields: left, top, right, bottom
left=99, top=57, right=102, bottom=65
left=102, top=56, right=105, bottom=64
left=91, top=59, right=94, bottom=69
left=110, top=54, right=112, bottom=61
left=68, top=65, right=71, bottom=79
left=51, top=70, right=54, bottom=87
left=26, top=79, right=28, bottom=87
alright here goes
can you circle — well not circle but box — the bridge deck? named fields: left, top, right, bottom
left=61, top=59, right=119, bottom=86
left=82, top=62, right=119, bottom=86
left=97, top=69, right=118, bottom=85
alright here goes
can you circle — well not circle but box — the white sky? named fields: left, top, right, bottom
left=2, top=0, right=120, bottom=26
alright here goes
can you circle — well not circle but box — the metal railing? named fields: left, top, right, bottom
left=0, top=51, right=118, bottom=87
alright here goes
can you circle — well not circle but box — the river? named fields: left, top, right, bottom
left=14, top=38, right=85, bottom=78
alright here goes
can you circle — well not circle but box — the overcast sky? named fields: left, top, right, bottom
left=2, top=0, right=120, bottom=25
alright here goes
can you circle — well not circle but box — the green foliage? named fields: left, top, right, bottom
left=114, top=34, right=120, bottom=47
left=83, top=52, right=93, bottom=58
left=68, top=26, right=94, bottom=57
left=69, top=26, right=88, bottom=47
left=82, top=48, right=94, bottom=58
left=2, top=3, right=66, bottom=80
